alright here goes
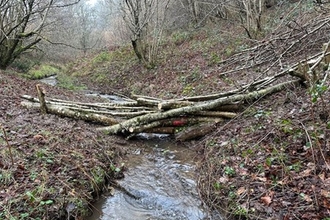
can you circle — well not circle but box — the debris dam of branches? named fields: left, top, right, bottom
left=21, top=16, right=330, bottom=141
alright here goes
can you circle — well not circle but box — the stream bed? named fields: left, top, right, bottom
left=87, top=139, right=212, bottom=220
left=39, top=76, right=219, bottom=220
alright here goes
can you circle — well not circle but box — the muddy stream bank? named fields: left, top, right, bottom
left=40, top=76, right=220, bottom=220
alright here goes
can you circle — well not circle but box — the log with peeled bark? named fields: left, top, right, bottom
left=98, top=80, right=299, bottom=135
left=21, top=101, right=119, bottom=125
left=192, top=111, right=237, bottom=119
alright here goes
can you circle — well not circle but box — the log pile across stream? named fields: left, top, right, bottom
left=21, top=43, right=330, bottom=141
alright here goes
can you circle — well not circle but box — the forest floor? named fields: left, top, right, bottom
left=67, top=14, right=330, bottom=220
left=2, top=4, right=330, bottom=220
left=0, top=72, right=137, bottom=219
left=74, top=54, right=330, bottom=219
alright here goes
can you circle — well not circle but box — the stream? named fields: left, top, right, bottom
left=87, top=139, right=211, bottom=220
left=40, top=76, right=220, bottom=220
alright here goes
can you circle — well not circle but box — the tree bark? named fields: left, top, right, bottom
left=98, top=79, right=299, bottom=134
left=175, top=122, right=217, bottom=142
left=21, top=101, right=119, bottom=126
left=36, top=84, right=47, bottom=114
left=192, top=111, right=237, bottom=119
left=128, top=117, right=223, bottom=134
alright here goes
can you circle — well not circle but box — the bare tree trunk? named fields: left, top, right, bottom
left=36, top=84, right=47, bottom=114
left=132, top=38, right=147, bottom=64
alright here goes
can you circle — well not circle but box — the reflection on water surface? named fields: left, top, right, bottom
left=87, top=140, right=214, bottom=220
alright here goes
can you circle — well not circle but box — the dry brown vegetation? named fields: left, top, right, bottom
left=1, top=1, right=330, bottom=219
left=0, top=73, right=133, bottom=219
left=67, top=3, right=330, bottom=219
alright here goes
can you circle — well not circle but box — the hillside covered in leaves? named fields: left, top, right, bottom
left=1, top=0, right=330, bottom=219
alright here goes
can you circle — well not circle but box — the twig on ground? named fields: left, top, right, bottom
left=0, top=124, right=14, bottom=166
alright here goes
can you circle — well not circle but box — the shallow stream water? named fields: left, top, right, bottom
left=39, top=75, right=57, bottom=86
left=40, top=76, right=219, bottom=220
left=86, top=139, right=211, bottom=220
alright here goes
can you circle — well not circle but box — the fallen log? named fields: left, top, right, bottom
left=175, top=122, right=217, bottom=141
left=98, top=80, right=299, bottom=135
left=144, top=127, right=176, bottom=134
left=158, top=100, right=194, bottom=110
left=136, top=97, right=160, bottom=107
left=49, top=106, right=155, bottom=118
left=50, top=96, right=139, bottom=107
left=21, top=101, right=119, bottom=125
left=21, top=95, right=155, bottom=113
left=192, top=111, right=237, bottom=119
left=128, top=117, right=223, bottom=134
left=158, top=100, right=241, bottom=111
left=130, top=94, right=162, bottom=101
left=213, top=103, right=241, bottom=112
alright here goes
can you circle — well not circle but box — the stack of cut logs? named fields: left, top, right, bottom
left=21, top=91, right=242, bottom=141
left=21, top=79, right=297, bottom=141
left=21, top=45, right=330, bottom=141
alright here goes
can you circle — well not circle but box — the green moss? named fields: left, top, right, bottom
left=171, top=31, right=191, bottom=45
left=182, top=84, right=195, bottom=95
left=27, top=64, right=60, bottom=79
left=92, top=51, right=112, bottom=65
left=11, top=57, right=40, bottom=72
left=56, top=73, right=87, bottom=91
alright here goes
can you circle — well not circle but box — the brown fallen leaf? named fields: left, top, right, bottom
left=33, top=134, right=45, bottom=140
left=261, top=196, right=272, bottom=206
left=321, top=189, right=330, bottom=198
left=322, top=198, right=330, bottom=209
left=299, top=168, right=312, bottom=177
left=236, top=187, right=246, bottom=196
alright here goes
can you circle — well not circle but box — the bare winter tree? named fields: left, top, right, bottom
left=238, top=0, right=264, bottom=38
left=172, top=0, right=272, bottom=36
left=206, top=1, right=274, bottom=37
left=121, top=0, right=171, bottom=68
left=96, top=0, right=128, bottom=47
left=0, top=0, right=80, bottom=70
left=73, top=2, right=99, bottom=55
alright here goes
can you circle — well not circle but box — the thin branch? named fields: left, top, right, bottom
left=0, top=124, right=14, bottom=166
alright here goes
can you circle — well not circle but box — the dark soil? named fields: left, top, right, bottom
left=0, top=72, right=132, bottom=219
left=197, top=85, right=330, bottom=219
